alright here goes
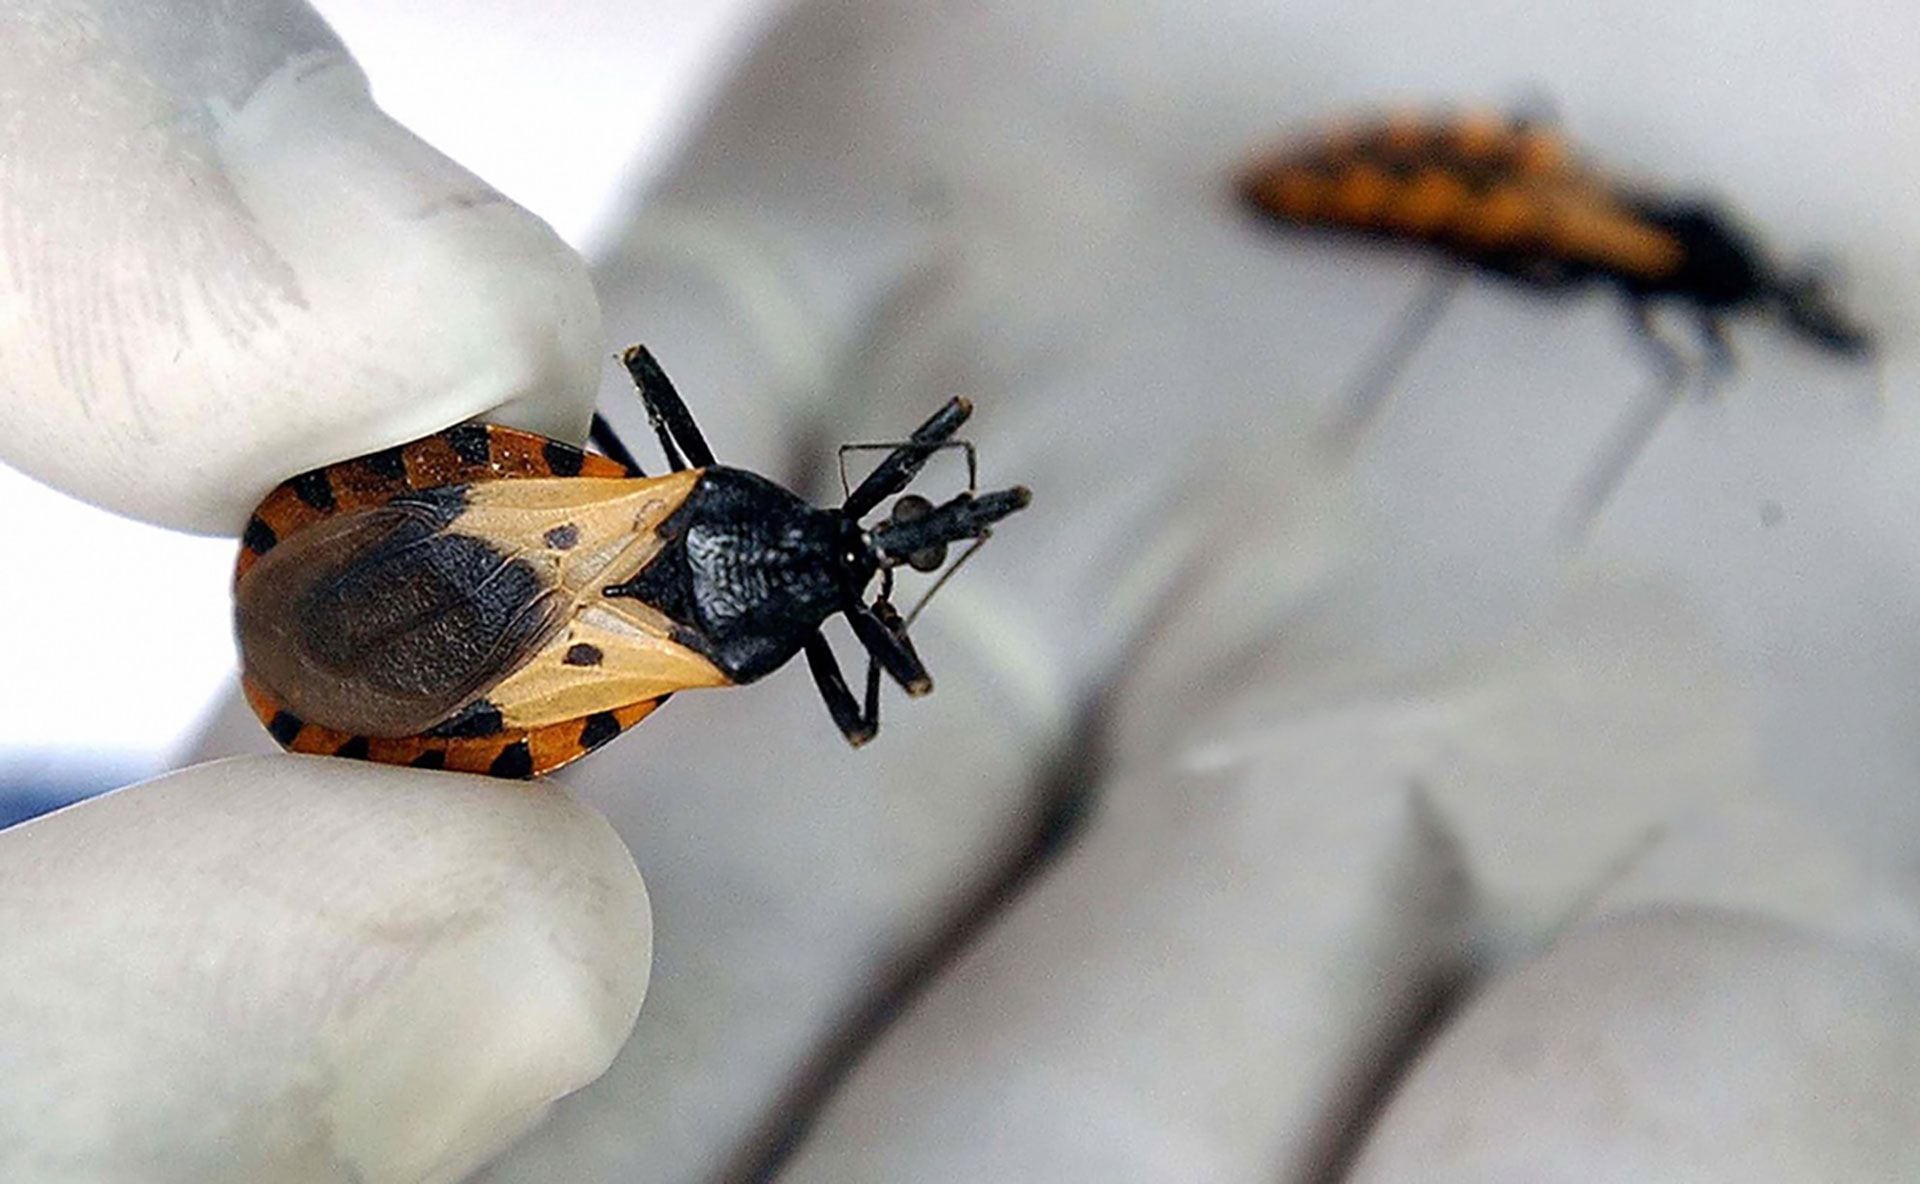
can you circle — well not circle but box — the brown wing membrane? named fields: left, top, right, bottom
left=236, top=494, right=572, bottom=738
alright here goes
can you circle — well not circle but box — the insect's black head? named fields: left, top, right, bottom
left=825, top=398, right=1032, bottom=712
left=1636, top=200, right=1873, bottom=358
left=1771, top=267, right=1874, bottom=358
left=606, top=398, right=1029, bottom=718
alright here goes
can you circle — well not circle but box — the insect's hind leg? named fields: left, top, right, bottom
left=1322, top=264, right=1465, bottom=450
left=1558, top=299, right=1694, bottom=538
left=620, top=345, right=717, bottom=471
left=1692, top=310, right=1737, bottom=400
left=1624, top=299, right=1690, bottom=390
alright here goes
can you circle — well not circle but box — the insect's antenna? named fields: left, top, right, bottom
left=841, top=398, right=973, bottom=520
left=899, top=536, right=989, bottom=630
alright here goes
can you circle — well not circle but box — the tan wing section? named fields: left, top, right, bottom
left=455, top=470, right=703, bottom=601
left=488, top=611, right=731, bottom=730
left=456, top=468, right=733, bottom=727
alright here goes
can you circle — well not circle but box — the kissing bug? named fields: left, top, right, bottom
left=234, top=346, right=1031, bottom=778
left=1238, top=108, right=1873, bottom=526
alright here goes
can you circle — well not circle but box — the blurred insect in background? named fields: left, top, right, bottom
left=234, top=346, right=1030, bottom=778
left=1238, top=108, right=1873, bottom=530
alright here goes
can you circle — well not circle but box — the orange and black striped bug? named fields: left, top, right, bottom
left=234, top=346, right=1031, bottom=779
left=1238, top=109, right=1873, bottom=525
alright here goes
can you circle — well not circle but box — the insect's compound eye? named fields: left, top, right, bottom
left=889, top=494, right=948, bottom=573
left=890, top=494, right=934, bottom=522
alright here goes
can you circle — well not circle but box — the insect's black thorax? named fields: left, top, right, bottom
left=1622, top=199, right=1768, bottom=308
left=605, top=467, right=872, bottom=684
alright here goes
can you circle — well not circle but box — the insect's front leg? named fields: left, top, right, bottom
left=1693, top=310, right=1737, bottom=400
left=805, top=631, right=878, bottom=746
left=1624, top=298, right=1691, bottom=391
left=620, top=345, right=716, bottom=471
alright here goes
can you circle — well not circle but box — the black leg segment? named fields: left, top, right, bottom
left=847, top=600, right=932, bottom=696
left=589, top=413, right=646, bottom=476
left=842, top=397, right=974, bottom=519
left=805, top=630, right=876, bottom=745
left=620, top=345, right=717, bottom=471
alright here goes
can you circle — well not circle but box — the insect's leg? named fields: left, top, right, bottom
left=1693, top=310, right=1737, bottom=400
left=847, top=600, right=932, bottom=696
left=1558, top=300, right=1692, bottom=539
left=1624, top=299, right=1689, bottom=388
left=589, top=413, right=647, bottom=475
left=841, top=397, right=974, bottom=520
left=1324, top=264, right=1466, bottom=449
left=804, top=631, right=877, bottom=746
left=620, top=345, right=717, bottom=471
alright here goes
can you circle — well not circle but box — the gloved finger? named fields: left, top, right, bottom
left=1340, top=783, right=1920, bottom=1181
left=1345, top=907, right=1920, bottom=1183
left=0, top=0, right=601, bottom=535
left=770, top=572, right=1755, bottom=1182
left=0, top=754, right=649, bottom=1184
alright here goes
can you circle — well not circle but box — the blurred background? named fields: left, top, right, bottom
left=8, top=0, right=1920, bottom=1177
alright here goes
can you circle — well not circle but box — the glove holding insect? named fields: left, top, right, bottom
left=235, top=346, right=1031, bottom=778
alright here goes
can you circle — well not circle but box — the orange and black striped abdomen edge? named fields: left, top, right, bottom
left=242, top=675, right=664, bottom=778
left=1240, top=112, right=1686, bottom=285
left=236, top=423, right=633, bottom=585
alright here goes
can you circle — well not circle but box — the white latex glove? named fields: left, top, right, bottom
left=0, top=4, right=647, bottom=1181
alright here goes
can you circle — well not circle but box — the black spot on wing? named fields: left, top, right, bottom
left=427, top=699, right=505, bottom=738
left=544, top=523, right=580, bottom=550
left=490, top=740, right=534, bottom=779
left=563, top=643, right=603, bottom=667
left=409, top=749, right=447, bottom=770
left=243, top=516, right=278, bottom=556
left=542, top=440, right=585, bottom=477
left=333, top=736, right=370, bottom=760
left=445, top=423, right=493, bottom=466
left=579, top=711, right=622, bottom=752
left=267, top=710, right=305, bottom=745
